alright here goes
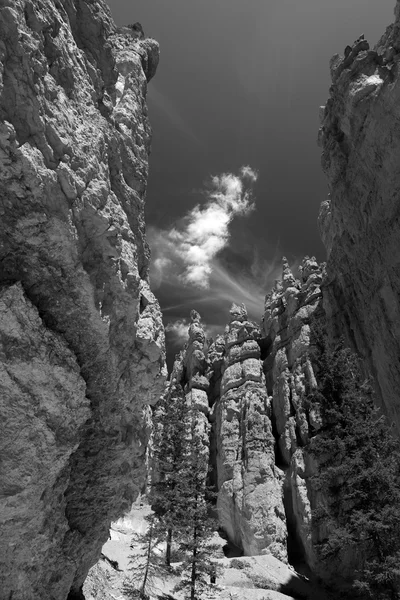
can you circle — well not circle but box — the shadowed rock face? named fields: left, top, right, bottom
left=319, top=2, right=400, bottom=429
left=0, top=1, right=165, bottom=598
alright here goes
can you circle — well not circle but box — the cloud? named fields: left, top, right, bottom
left=149, top=166, right=258, bottom=290
left=165, top=319, right=189, bottom=344
left=149, top=165, right=300, bottom=364
left=239, top=165, right=258, bottom=181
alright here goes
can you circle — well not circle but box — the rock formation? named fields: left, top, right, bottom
left=167, top=304, right=288, bottom=562
left=212, top=303, right=287, bottom=561
left=166, top=309, right=211, bottom=467
left=262, top=258, right=324, bottom=569
left=165, top=259, right=341, bottom=582
left=3, top=0, right=400, bottom=597
left=0, top=1, right=165, bottom=598
left=319, top=5, right=400, bottom=429
left=204, top=258, right=325, bottom=570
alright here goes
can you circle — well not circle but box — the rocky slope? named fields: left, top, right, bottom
left=319, top=1, right=400, bottom=429
left=0, top=1, right=165, bottom=598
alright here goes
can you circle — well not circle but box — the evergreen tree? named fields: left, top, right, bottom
left=123, top=515, right=165, bottom=599
left=150, top=382, right=189, bottom=566
left=307, top=324, right=400, bottom=599
left=150, top=378, right=219, bottom=598
left=172, top=413, right=220, bottom=600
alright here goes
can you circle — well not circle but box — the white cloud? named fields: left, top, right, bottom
left=149, top=166, right=258, bottom=290
left=165, top=319, right=189, bottom=344
left=239, top=165, right=258, bottom=182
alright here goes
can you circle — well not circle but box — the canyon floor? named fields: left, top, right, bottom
left=83, top=501, right=335, bottom=600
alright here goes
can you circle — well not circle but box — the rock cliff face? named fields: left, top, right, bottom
left=319, top=2, right=400, bottom=429
left=167, top=310, right=211, bottom=473
left=0, top=1, right=165, bottom=598
left=169, top=286, right=323, bottom=564
left=168, top=260, right=333, bottom=577
left=211, top=304, right=287, bottom=561
left=261, top=258, right=324, bottom=569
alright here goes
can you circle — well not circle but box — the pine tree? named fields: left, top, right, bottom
left=172, top=413, right=220, bottom=600
left=150, top=382, right=189, bottom=566
left=150, top=379, right=219, bottom=598
left=123, top=515, right=165, bottom=599
left=307, top=323, right=400, bottom=599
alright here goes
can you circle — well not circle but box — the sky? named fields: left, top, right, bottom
left=106, top=0, right=395, bottom=363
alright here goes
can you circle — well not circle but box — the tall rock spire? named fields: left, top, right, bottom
left=214, top=303, right=288, bottom=560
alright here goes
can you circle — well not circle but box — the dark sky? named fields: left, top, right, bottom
left=106, top=0, right=395, bottom=359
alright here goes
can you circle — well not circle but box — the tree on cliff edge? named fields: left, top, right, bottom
left=308, top=327, right=400, bottom=600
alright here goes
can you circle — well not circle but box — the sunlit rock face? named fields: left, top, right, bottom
left=0, top=1, right=165, bottom=598
left=169, top=309, right=211, bottom=455
left=166, top=307, right=287, bottom=562
left=166, top=267, right=327, bottom=568
left=262, top=258, right=323, bottom=569
left=319, top=3, right=400, bottom=429
left=212, top=303, right=287, bottom=561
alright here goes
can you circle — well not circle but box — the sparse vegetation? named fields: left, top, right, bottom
left=150, top=382, right=191, bottom=566
left=171, top=416, right=219, bottom=600
left=128, top=384, right=219, bottom=599
left=123, top=514, right=168, bottom=600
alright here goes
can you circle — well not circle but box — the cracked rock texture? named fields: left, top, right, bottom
left=169, top=307, right=288, bottom=561
left=163, top=310, right=211, bottom=506
left=166, top=261, right=329, bottom=574
left=212, top=303, right=287, bottom=561
left=0, top=1, right=165, bottom=598
left=262, top=258, right=324, bottom=570
left=319, top=2, right=400, bottom=430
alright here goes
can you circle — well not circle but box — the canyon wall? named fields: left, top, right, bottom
left=169, top=307, right=289, bottom=562
left=261, top=258, right=323, bottom=570
left=210, top=304, right=287, bottom=561
left=319, top=2, right=400, bottom=429
left=0, top=1, right=165, bottom=598
left=168, top=256, right=375, bottom=590
left=167, top=260, right=325, bottom=571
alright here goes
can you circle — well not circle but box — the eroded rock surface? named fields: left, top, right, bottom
left=213, top=304, right=287, bottom=560
left=262, top=258, right=324, bottom=569
left=0, top=1, right=165, bottom=598
left=319, top=3, right=400, bottom=429
left=167, top=309, right=211, bottom=464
